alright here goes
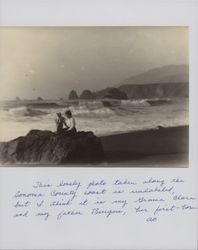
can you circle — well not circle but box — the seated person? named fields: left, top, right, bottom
left=55, top=112, right=67, bottom=134
left=65, top=110, right=77, bottom=135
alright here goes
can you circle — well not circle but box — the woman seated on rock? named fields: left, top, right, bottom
left=64, top=110, right=77, bottom=135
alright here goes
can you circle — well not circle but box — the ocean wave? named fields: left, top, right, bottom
left=146, top=98, right=172, bottom=106
left=9, top=106, right=48, bottom=117
left=5, top=98, right=173, bottom=119
left=2, top=98, right=178, bottom=121
left=67, top=106, right=115, bottom=116
left=0, top=98, right=188, bottom=142
left=121, top=99, right=150, bottom=106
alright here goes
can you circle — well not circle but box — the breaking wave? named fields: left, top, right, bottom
left=9, top=106, right=47, bottom=117
left=0, top=98, right=189, bottom=141
left=5, top=98, right=173, bottom=119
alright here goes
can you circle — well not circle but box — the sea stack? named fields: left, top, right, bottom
left=68, top=90, right=79, bottom=100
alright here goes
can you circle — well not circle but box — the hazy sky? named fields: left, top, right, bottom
left=0, top=27, right=188, bottom=100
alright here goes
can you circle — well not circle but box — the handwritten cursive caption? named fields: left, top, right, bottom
left=12, top=177, right=197, bottom=222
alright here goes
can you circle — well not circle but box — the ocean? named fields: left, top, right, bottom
left=0, top=98, right=188, bottom=142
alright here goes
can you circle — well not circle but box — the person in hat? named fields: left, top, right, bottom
left=64, top=110, right=77, bottom=135
left=55, top=112, right=67, bottom=134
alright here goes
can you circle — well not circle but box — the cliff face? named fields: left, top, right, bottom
left=119, top=82, right=188, bottom=99
left=94, top=82, right=188, bottom=100
left=0, top=130, right=104, bottom=165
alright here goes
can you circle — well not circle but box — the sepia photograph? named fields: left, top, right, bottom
left=0, top=27, right=189, bottom=167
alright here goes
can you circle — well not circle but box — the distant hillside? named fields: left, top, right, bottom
left=118, top=64, right=188, bottom=86
left=94, top=65, right=189, bottom=99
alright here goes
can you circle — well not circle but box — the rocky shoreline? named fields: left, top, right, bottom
left=0, top=130, right=104, bottom=165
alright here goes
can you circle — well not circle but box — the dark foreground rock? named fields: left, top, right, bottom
left=0, top=130, right=104, bottom=165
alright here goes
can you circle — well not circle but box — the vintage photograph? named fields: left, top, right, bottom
left=0, top=27, right=189, bottom=167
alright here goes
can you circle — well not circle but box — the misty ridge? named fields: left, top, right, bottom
left=67, top=64, right=189, bottom=101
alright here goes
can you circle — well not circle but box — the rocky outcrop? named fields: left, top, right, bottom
left=37, top=97, right=44, bottom=101
left=68, top=90, right=79, bottom=100
left=80, top=90, right=95, bottom=99
left=0, top=130, right=104, bottom=165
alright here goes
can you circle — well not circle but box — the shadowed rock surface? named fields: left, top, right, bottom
left=0, top=130, right=104, bottom=165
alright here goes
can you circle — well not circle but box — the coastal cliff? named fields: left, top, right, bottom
left=119, top=82, right=188, bottom=99
left=94, top=82, right=188, bottom=100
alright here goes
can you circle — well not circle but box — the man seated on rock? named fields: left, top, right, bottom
left=55, top=112, right=67, bottom=134
left=64, top=110, right=77, bottom=136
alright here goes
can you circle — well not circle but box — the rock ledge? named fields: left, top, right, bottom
left=0, top=130, right=104, bottom=164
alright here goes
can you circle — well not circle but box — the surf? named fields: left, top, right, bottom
left=9, top=106, right=47, bottom=117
